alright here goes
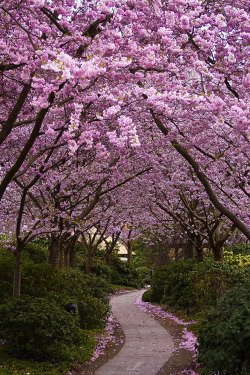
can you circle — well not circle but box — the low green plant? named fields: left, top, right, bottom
left=150, top=260, right=196, bottom=306
left=0, top=296, right=88, bottom=362
left=142, top=289, right=152, bottom=302
left=149, top=266, right=169, bottom=302
left=78, top=294, right=110, bottom=330
left=197, top=283, right=250, bottom=375
left=23, top=242, right=48, bottom=264
left=110, top=255, right=143, bottom=288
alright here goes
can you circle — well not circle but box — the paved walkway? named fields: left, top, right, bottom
left=96, top=290, right=175, bottom=375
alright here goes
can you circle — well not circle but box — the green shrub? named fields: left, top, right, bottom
left=142, top=289, right=152, bottom=302
left=0, top=297, right=85, bottom=361
left=150, top=266, right=169, bottom=302
left=110, top=256, right=143, bottom=288
left=90, top=262, right=112, bottom=280
left=0, top=252, right=14, bottom=302
left=78, top=294, right=110, bottom=330
left=188, top=258, right=250, bottom=308
left=150, top=258, right=250, bottom=311
left=224, top=243, right=250, bottom=255
left=197, top=283, right=250, bottom=375
left=21, top=263, right=64, bottom=298
left=23, top=242, right=47, bottom=264
left=136, top=266, right=151, bottom=284
left=161, top=259, right=196, bottom=308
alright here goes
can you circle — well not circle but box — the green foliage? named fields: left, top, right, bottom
left=90, top=261, right=112, bottom=280
left=0, top=297, right=89, bottom=362
left=150, top=260, right=196, bottom=305
left=189, top=258, right=250, bottom=308
left=78, top=294, right=110, bottom=330
left=224, top=250, right=250, bottom=267
left=197, top=283, right=250, bottom=375
left=0, top=355, right=71, bottom=375
left=150, top=257, right=250, bottom=310
left=161, top=260, right=196, bottom=309
left=23, top=242, right=47, bottom=264
left=224, top=243, right=250, bottom=255
left=0, top=250, right=14, bottom=302
left=110, top=255, right=143, bottom=288
left=150, top=266, right=169, bottom=302
left=21, top=263, right=64, bottom=298
left=136, top=266, right=151, bottom=284
left=142, top=289, right=152, bottom=302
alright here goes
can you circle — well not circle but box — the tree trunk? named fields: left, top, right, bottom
left=47, top=236, right=61, bottom=268
left=213, top=246, right=224, bottom=262
left=196, top=246, right=204, bottom=262
left=184, top=237, right=195, bottom=259
left=64, top=248, right=70, bottom=267
left=174, top=247, right=179, bottom=262
left=59, top=250, right=64, bottom=268
left=127, top=241, right=133, bottom=264
left=69, top=247, right=76, bottom=269
left=13, top=243, right=22, bottom=296
left=105, top=252, right=111, bottom=267
left=86, top=252, right=94, bottom=274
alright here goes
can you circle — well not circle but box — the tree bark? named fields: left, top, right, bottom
left=13, top=243, right=22, bottom=296
left=105, top=252, right=111, bottom=267
left=196, top=246, right=204, bottom=262
left=69, top=247, right=76, bottom=269
left=47, top=235, right=61, bottom=268
left=212, top=246, right=224, bottom=262
left=127, top=241, right=133, bottom=264
left=184, top=236, right=195, bottom=259
left=86, top=252, right=94, bottom=274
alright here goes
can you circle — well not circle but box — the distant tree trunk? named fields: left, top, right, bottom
left=184, top=235, right=195, bottom=259
left=212, top=246, right=224, bottom=262
left=105, top=252, right=111, bottom=267
left=64, top=249, right=70, bottom=267
left=86, top=251, right=94, bottom=274
left=13, top=241, right=23, bottom=296
left=196, top=246, right=204, bottom=262
left=69, top=248, right=76, bottom=269
left=59, top=250, right=64, bottom=268
left=127, top=241, right=133, bottom=264
left=47, top=235, right=61, bottom=268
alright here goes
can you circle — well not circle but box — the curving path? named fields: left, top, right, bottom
left=96, top=290, right=174, bottom=375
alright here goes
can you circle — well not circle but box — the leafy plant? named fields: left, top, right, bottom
left=78, top=294, right=110, bottom=330
left=110, top=255, right=143, bottom=288
left=0, top=297, right=87, bottom=361
left=197, top=283, right=250, bottom=375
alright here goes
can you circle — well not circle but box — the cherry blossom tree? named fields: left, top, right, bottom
left=0, top=0, right=249, bottom=297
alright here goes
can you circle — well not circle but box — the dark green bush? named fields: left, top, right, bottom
left=136, top=266, right=151, bottom=284
left=21, top=263, right=64, bottom=298
left=150, top=260, right=196, bottom=306
left=224, top=243, right=250, bottom=255
left=23, top=242, right=47, bottom=264
left=197, top=283, right=250, bottom=375
left=0, top=251, right=14, bottom=302
left=188, top=258, right=250, bottom=308
left=90, top=262, right=112, bottom=279
left=78, top=294, right=110, bottom=330
left=161, top=259, right=196, bottom=308
left=150, top=258, right=250, bottom=310
left=142, top=289, right=152, bottom=302
left=149, top=266, right=169, bottom=302
left=110, top=256, right=143, bottom=288
left=0, top=297, right=86, bottom=361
